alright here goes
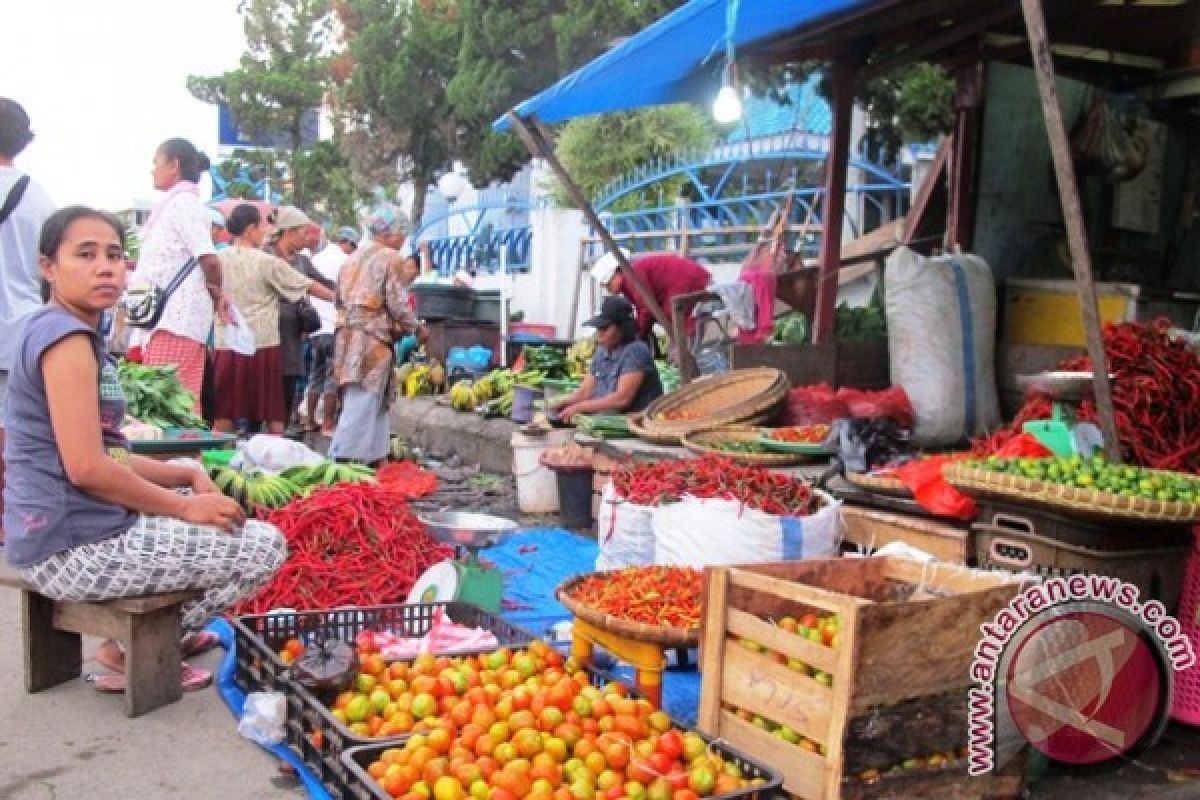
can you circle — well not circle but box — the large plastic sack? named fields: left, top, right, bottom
left=595, top=482, right=656, bottom=570
left=893, top=455, right=977, bottom=521
left=652, top=491, right=842, bottom=567
left=232, top=434, right=325, bottom=474
left=885, top=247, right=999, bottom=446
left=781, top=383, right=850, bottom=426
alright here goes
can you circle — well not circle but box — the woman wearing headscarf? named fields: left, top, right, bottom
left=133, top=138, right=230, bottom=410
left=329, top=205, right=424, bottom=464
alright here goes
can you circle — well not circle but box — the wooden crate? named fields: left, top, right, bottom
left=840, top=506, right=974, bottom=565
left=698, top=557, right=1027, bottom=800
left=732, top=339, right=889, bottom=390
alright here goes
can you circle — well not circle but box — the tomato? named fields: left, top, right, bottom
left=656, top=731, right=684, bottom=761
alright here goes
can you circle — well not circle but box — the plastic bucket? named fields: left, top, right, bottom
left=549, top=465, right=595, bottom=529
left=511, top=430, right=572, bottom=514
left=511, top=385, right=545, bottom=424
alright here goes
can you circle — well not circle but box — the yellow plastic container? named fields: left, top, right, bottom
left=1002, top=279, right=1136, bottom=346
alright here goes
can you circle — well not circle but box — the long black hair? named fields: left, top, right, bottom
left=158, top=138, right=211, bottom=183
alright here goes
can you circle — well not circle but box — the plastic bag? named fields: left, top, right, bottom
left=595, top=482, right=656, bottom=570
left=885, top=247, right=1000, bottom=446
left=893, top=455, right=977, bottom=521
left=781, top=383, right=851, bottom=426
left=837, top=386, right=915, bottom=429
left=225, top=305, right=256, bottom=356
left=238, top=692, right=287, bottom=745
left=993, top=433, right=1053, bottom=459
left=232, top=434, right=325, bottom=474
left=1071, top=98, right=1147, bottom=183
left=653, top=491, right=842, bottom=566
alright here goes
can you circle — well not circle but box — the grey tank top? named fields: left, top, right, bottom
left=3, top=306, right=136, bottom=567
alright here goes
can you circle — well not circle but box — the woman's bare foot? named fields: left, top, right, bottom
left=95, top=639, right=125, bottom=673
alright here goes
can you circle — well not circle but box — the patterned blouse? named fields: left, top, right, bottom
left=213, top=246, right=311, bottom=350
left=333, top=241, right=419, bottom=396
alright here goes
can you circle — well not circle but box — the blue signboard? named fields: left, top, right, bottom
left=218, top=103, right=320, bottom=150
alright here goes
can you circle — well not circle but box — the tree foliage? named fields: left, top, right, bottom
left=333, top=0, right=462, bottom=226
left=188, top=0, right=333, bottom=207
left=449, top=0, right=686, bottom=186
left=553, top=104, right=714, bottom=211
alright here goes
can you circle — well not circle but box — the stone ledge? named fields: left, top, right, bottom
left=391, top=396, right=515, bottom=474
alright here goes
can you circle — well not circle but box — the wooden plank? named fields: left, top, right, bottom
left=852, top=584, right=1021, bottom=709
left=696, top=568, right=729, bottom=734
left=124, top=606, right=184, bottom=717
left=823, top=601, right=862, bottom=797
left=54, top=602, right=126, bottom=642
left=729, top=567, right=872, bottom=615
left=720, top=642, right=834, bottom=746
left=726, top=608, right=839, bottom=675
left=948, top=59, right=986, bottom=250
left=903, top=137, right=952, bottom=246
left=22, top=590, right=81, bottom=693
left=840, top=220, right=905, bottom=264
left=813, top=56, right=858, bottom=344
left=1018, top=0, right=1122, bottom=461
left=840, top=506, right=972, bottom=564
left=881, top=557, right=1021, bottom=595
left=719, top=709, right=828, bottom=800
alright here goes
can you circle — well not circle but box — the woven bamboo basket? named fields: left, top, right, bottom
left=627, top=412, right=687, bottom=445
left=844, top=470, right=913, bottom=498
left=629, top=410, right=778, bottom=446
left=640, top=368, right=788, bottom=436
left=944, top=463, right=1200, bottom=525
left=681, top=428, right=814, bottom=467
left=556, top=574, right=699, bottom=646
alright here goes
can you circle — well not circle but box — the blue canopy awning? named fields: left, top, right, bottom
left=493, top=0, right=872, bottom=132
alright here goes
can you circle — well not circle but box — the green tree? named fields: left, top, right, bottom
left=449, top=0, right=686, bottom=186
left=333, top=0, right=462, bottom=227
left=293, top=140, right=367, bottom=227
left=188, top=0, right=333, bottom=207
left=553, top=104, right=714, bottom=211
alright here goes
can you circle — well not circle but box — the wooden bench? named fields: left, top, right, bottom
left=0, top=564, right=200, bottom=717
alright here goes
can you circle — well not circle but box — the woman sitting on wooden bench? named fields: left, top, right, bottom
left=2, top=206, right=287, bottom=692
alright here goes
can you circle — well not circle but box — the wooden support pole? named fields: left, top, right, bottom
left=506, top=112, right=675, bottom=349
left=1019, top=0, right=1122, bottom=461
left=814, top=56, right=857, bottom=344
left=948, top=60, right=985, bottom=250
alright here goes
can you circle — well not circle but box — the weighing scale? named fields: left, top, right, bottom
left=409, top=512, right=519, bottom=613
left=1016, top=371, right=1106, bottom=457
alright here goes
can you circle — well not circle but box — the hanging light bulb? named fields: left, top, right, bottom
left=712, top=62, right=743, bottom=124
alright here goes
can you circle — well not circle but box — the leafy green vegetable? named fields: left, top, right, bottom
left=769, top=312, right=809, bottom=345
left=117, top=361, right=207, bottom=429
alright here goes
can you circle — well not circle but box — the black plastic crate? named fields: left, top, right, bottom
left=233, top=602, right=535, bottom=697
left=233, top=603, right=536, bottom=799
left=340, top=672, right=783, bottom=800
left=973, top=499, right=1190, bottom=550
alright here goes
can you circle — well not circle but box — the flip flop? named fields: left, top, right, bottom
left=182, top=630, right=221, bottom=658
left=90, top=663, right=213, bottom=694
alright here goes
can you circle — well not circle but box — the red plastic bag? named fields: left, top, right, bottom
left=836, top=387, right=915, bottom=430
left=375, top=461, right=439, bottom=499
left=781, top=383, right=851, bottom=426
left=993, top=433, right=1053, bottom=459
left=893, top=454, right=977, bottom=521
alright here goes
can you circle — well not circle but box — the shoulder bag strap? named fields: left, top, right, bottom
left=161, top=257, right=199, bottom=295
left=0, top=175, right=31, bottom=226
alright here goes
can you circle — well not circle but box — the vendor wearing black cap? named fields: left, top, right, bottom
left=549, top=296, right=664, bottom=423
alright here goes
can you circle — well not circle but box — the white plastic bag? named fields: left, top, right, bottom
left=885, top=246, right=999, bottom=446
left=595, top=482, right=656, bottom=570
left=225, top=305, right=256, bottom=356
left=231, top=434, right=325, bottom=474
left=653, top=491, right=843, bottom=567
left=238, top=691, right=286, bottom=745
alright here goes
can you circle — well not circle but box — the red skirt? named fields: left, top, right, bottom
left=212, top=346, right=286, bottom=423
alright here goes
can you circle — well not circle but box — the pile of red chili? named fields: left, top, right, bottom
left=234, top=482, right=450, bottom=614
left=612, top=455, right=819, bottom=516
left=567, top=566, right=703, bottom=628
left=976, top=319, right=1200, bottom=472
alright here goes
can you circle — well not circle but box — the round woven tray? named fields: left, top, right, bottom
left=555, top=574, right=699, bottom=646
left=943, top=463, right=1200, bottom=525
left=681, top=428, right=814, bottom=467
left=844, top=470, right=913, bottom=498
left=627, top=413, right=685, bottom=445
left=641, top=368, right=788, bottom=436
left=628, top=410, right=777, bottom=446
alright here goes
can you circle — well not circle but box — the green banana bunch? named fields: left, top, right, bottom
left=279, top=460, right=375, bottom=489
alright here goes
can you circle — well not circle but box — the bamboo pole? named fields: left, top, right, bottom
left=506, top=112, right=675, bottom=349
left=1019, top=0, right=1122, bottom=461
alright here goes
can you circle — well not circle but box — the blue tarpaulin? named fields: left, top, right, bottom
left=494, top=0, right=870, bottom=131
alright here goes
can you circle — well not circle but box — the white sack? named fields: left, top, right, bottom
left=652, top=491, right=842, bottom=567
left=885, top=246, right=999, bottom=446
left=595, top=482, right=656, bottom=570
left=232, top=434, right=325, bottom=474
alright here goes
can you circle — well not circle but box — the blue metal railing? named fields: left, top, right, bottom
left=424, top=226, right=533, bottom=275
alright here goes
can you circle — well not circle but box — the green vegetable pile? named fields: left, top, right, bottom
left=835, top=302, right=886, bottom=340
left=117, top=361, right=206, bottom=429
left=656, top=361, right=681, bottom=393
left=574, top=414, right=632, bottom=439
left=964, top=454, right=1200, bottom=503
left=711, top=440, right=769, bottom=454
left=769, top=312, right=809, bottom=345
left=521, top=345, right=570, bottom=379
